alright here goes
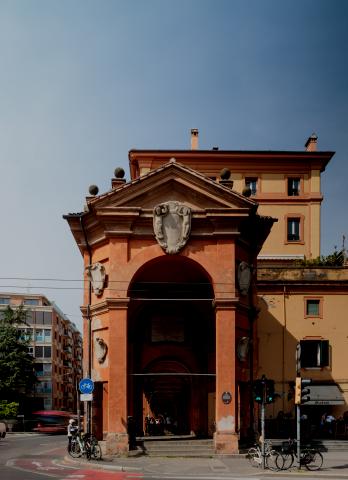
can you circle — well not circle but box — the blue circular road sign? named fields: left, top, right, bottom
left=79, top=378, right=94, bottom=394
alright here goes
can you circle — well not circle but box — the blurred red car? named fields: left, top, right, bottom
left=32, top=410, right=75, bottom=434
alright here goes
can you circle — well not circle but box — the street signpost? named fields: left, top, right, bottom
left=80, top=393, right=93, bottom=401
left=79, top=378, right=94, bottom=396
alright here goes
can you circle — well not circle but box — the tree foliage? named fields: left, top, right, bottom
left=0, top=305, right=37, bottom=401
left=0, top=400, right=19, bottom=418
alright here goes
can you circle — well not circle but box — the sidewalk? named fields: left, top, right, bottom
left=62, top=450, right=348, bottom=478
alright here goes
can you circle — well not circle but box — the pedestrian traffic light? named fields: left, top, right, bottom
left=265, top=379, right=275, bottom=404
left=295, top=377, right=312, bottom=404
left=253, top=379, right=264, bottom=404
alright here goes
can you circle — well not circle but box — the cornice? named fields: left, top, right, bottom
left=128, top=149, right=335, bottom=160
left=128, top=149, right=334, bottom=179
left=254, top=194, right=323, bottom=204
left=81, top=298, right=130, bottom=316
left=213, top=298, right=239, bottom=310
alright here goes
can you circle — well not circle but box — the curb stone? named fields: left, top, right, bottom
left=61, top=455, right=142, bottom=472
left=60, top=454, right=348, bottom=479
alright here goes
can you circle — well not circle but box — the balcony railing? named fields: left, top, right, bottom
left=35, top=386, right=52, bottom=394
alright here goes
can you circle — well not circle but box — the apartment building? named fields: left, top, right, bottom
left=0, top=293, right=82, bottom=413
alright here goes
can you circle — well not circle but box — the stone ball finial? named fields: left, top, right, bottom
left=89, top=184, right=99, bottom=196
left=242, top=186, right=252, bottom=197
left=114, top=167, right=125, bottom=179
left=220, top=168, right=231, bottom=180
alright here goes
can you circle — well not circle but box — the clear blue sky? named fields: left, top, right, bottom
left=1, top=0, right=347, bottom=331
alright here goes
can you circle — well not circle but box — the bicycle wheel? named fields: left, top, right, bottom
left=91, top=442, right=102, bottom=460
left=84, top=440, right=91, bottom=461
left=266, top=450, right=283, bottom=471
left=247, top=447, right=262, bottom=468
left=304, top=450, right=323, bottom=471
left=69, top=439, right=82, bottom=458
left=279, top=452, right=294, bottom=470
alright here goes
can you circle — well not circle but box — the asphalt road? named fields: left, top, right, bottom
left=0, top=433, right=140, bottom=480
left=1, top=433, right=347, bottom=479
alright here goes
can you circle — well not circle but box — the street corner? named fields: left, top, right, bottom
left=60, top=454, right=143, bottom=474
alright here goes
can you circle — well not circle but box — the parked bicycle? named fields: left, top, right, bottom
left=247, top=440, right=284, bottom=471
left=69, top=430, right=102, bottom=461
left=277, top=439, right=323, bottom=471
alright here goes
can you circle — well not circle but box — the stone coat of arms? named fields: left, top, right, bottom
left=153, top=201, right=191, bottom=254
left=86, top=262, right=106, bottom=296
left=237, top=261, right=252, bottom=295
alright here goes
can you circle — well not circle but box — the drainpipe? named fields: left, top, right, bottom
left=248, top=269, right=257, bottom=442
left=80, top=213, right=92, bottom=435
left=248, top=220, right=260, bottom=442
left=282, top=286, right=287, bottom=412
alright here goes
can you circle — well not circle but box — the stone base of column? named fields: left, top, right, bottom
left=105, top=432, right=129, bottom=455
left=214, top=431, right=239, bottom=454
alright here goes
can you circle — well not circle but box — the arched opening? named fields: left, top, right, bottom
left=127, top=256, right=215, bottom=438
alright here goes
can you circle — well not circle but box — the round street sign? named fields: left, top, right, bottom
left=79, top=378, right=94, bottom=394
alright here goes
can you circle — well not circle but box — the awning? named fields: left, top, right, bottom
left=306, top=385, right=345, bottom=406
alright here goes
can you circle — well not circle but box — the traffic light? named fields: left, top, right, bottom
left=253, top=379, right=264, bottom=404
left=301, top=379, right=312, bottom=403
left=295, top=377, right=312, bottom=404
left=265, top=379, right=275, bottom=404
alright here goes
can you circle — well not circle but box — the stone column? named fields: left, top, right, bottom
left=214, top=299, right=239, bottom=454
left=105, top=299, right=129, bottom=454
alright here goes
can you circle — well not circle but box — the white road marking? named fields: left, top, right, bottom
left=64, top=476, right=86, bottom=478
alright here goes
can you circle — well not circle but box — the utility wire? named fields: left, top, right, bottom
left=0, top=276, right=234, bottom=285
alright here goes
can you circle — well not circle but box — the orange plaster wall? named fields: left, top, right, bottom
left=215, top=307, right=237, bottom=421
left=257, top=204, right=312, bottom=257
left=125, top=238, right=236, bottom=298
left=107, top=307, right=127, bottom=433
left=91, top=312, right=109, bottom=383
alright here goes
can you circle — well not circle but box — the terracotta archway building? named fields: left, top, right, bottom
left=64, top=156, right=275, bottom=454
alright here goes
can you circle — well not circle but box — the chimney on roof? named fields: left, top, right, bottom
left=190, top=129, right=199, bottom=150
left=305, top=133, right=318, bottom=152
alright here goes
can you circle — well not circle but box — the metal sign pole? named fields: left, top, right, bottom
left=76, top=379, right=81, bottom=433
left=261, top=399, right=265, bottom=469
left=261, top=376, right=267, bottom=470
left=296, top=404, right=301, bottom=470
left=296, top=344, right=301, bottom=470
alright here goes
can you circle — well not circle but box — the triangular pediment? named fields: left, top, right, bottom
left=64, top=160, right=276, bottom=255
left=88, top=161, right=256, bottom=212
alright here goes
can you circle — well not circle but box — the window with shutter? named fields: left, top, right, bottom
left=300, top=339, right=329, bottom=368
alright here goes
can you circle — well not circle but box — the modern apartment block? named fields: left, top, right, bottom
left=0, top=293, right=82, bottom=413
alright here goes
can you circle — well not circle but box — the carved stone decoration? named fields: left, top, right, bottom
left=237, top=261, right=252, bottom=295
left=95, top=337, right=108, bottom=364
left=153, top=201, right=191, bottom=254
left=86, top=262, right=106, bottom=296
left=237, top=337, right=250, bottom=362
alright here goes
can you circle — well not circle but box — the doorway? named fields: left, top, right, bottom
left=127, top=256, right=215, bottom=437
